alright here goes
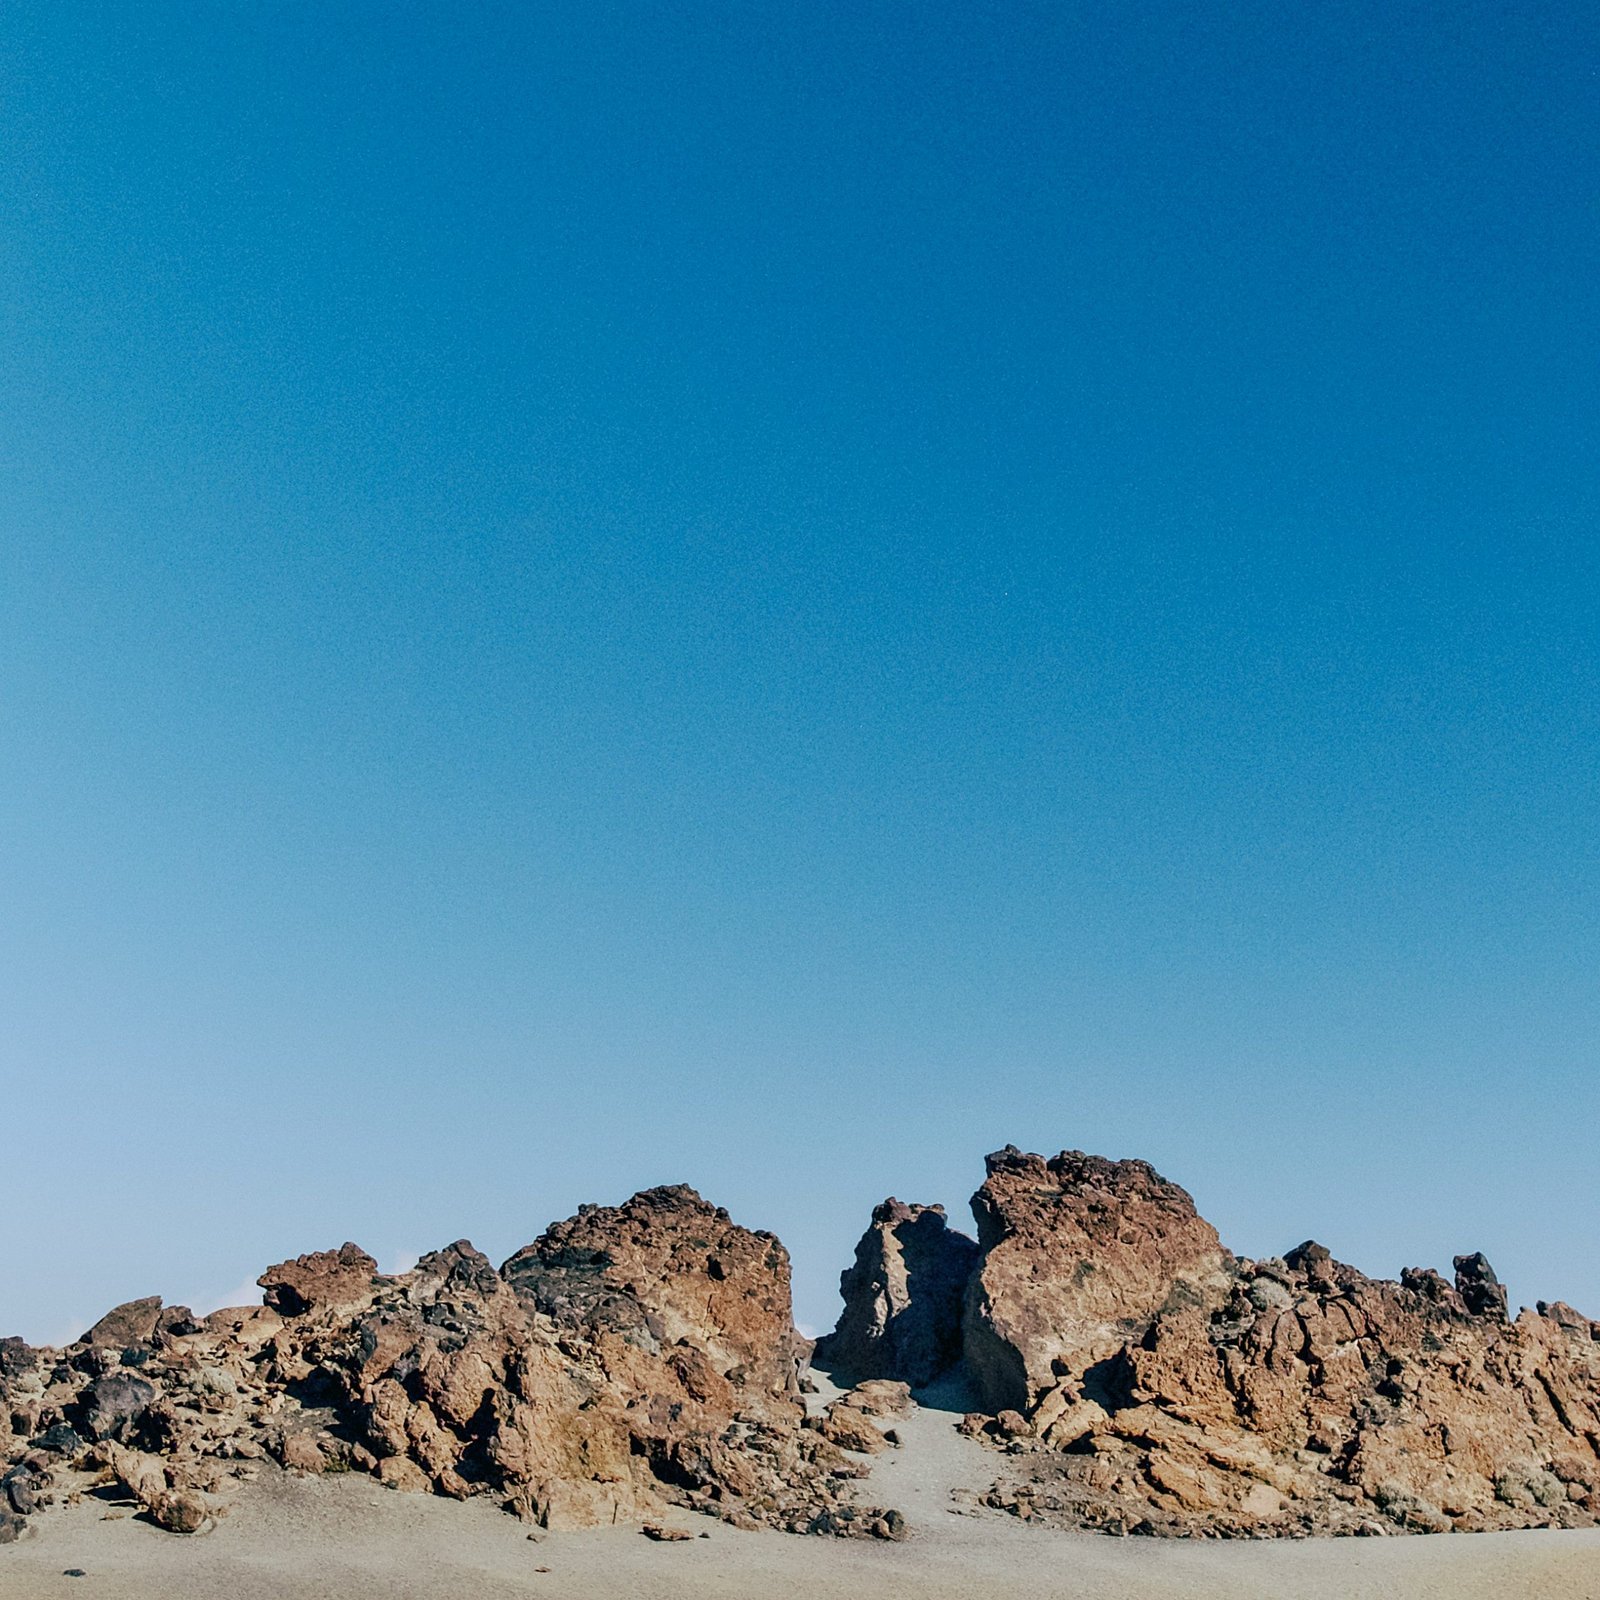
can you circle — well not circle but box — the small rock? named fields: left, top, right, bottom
left=273, top=1433, right=326, bottom=1475
left=3, top=1473, right=37, bottom=1516
left=641, top=1523, right=694, bottom=1541
left=148, top=1490, right=208, bottom=1535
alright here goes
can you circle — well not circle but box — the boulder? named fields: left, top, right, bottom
left=78, top=1372, right=156, bottom=1443
left=1454, top=1252, right=1509, bottom=1320
left=80, top=1297, right=164, bottom=1349
left=258, top=1243, right=379, bottom=1317
left=816, top=1200, right=977, bottom=1386
left=502, top=1185, right=806, bottom=1400
left=962, top=1147, right=1231, bottom=1412
left=0, top=1338, right=35, bottom=1379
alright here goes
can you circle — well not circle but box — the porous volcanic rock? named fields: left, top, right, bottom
left=501, top=1185, right=807, bottom=1400
left=0, top=1188, right=899, bottom=1545
left=816, top=1200, right=977, bottom=1387
left=258, top=1243, right=380, bottom=1317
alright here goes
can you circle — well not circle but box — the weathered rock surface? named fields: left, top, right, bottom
left=963, top=1147, right=1232, bottom=1413
left=941, top=1147, right=1600, bottom=1539
left=815, top=1201, right=977, bottom=1387
left=0, top=1188, right=896, bottom=1546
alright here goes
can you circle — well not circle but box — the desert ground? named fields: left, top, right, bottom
left=4, top=1369, right=1598, bottom=1600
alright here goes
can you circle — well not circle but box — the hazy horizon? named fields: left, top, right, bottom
left=4, top=3, right=1597, bottom=1347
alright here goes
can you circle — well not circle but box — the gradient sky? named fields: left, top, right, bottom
left=3, top=2, right=1597, bottom=1345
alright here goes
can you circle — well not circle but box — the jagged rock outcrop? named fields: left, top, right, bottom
left=815, top=1200, right=977, bottom=1387
left=963, top=1147, right=1232, bottom=1413
left=0, top=1187, right=902, bottom=1545
left=501, top=1185, right=807, bottom=1399
left=947, top=1148, right=1600, bottom=1538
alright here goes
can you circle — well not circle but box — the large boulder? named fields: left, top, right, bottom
left=962, top=1147, right=1232, bottom=1412
left=77, top=1372, right=156, bottom=1442
left=502, top=1185, right=806, bottom=1401
left=816, top=1200, right=977, bottom=1386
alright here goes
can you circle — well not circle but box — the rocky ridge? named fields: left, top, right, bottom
left=827, top=1146, right=1600, bottom=1538
left=1, top=1186, right=900, bottom=1546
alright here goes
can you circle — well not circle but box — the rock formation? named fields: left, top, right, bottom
left=824, top=1146, right=1600, bottom=1538
left=963, top=1148, right=1233, bottom=1412
left=814, top=1200, right=977, bottom=1387
left=10, top=1147, right=1600, bottom=1547
left=0, top=1186, right=900, bottom=1545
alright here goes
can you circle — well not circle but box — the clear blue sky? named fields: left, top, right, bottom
left=3, top=2, right=1596, bottom=1344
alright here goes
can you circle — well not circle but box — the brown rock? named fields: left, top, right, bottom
left=258, top=1243, right=379, bottom=1317
left=376, top=1455, right=432, bottom=1494
left=814, top=1402, right=888, bottom=1455
left=502, top=1186, right=805, bottom=1400
left=937, top=1148, right=1600, bottom=1541
left=148, top=1489, right=208, bottom=1534
left=846, top=1379, right=913, bottom=1417
left=273, top=1432, right=326, bottom=1475
left=962, top=1147, right=1231, bottom=1412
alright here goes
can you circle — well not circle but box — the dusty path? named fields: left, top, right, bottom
left=4, top=1373, right=1600, bottom=1598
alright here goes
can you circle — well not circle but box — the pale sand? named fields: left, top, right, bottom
left=5, top=1380, right=1599, bottom=1598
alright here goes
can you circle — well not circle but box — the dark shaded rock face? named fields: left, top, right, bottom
left=1454, top=1251, right=1509, bottom=1320
left=815, top=1201, right=977, bottom=1387
left=0, top=1340, right=34, bottom=1381
left=77, top=1373, right=156, bottom=1443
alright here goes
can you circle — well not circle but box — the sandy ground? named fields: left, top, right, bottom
left=4, top=1371, right=1599, bottom=1599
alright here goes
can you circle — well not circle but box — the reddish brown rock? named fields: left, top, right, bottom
left=962, top=1147, right=1232, bottom=1413
left=3, top=1188, right=902, bottom=1545
left=501, top=1185, right=805, bottom=1400
left=816, top=1200, right=977, bottom=1387
left=258, top=1243, right=379, bottom=1317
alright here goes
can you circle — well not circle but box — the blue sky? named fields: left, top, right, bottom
left=2, top=2, right=1596, bottom=1343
